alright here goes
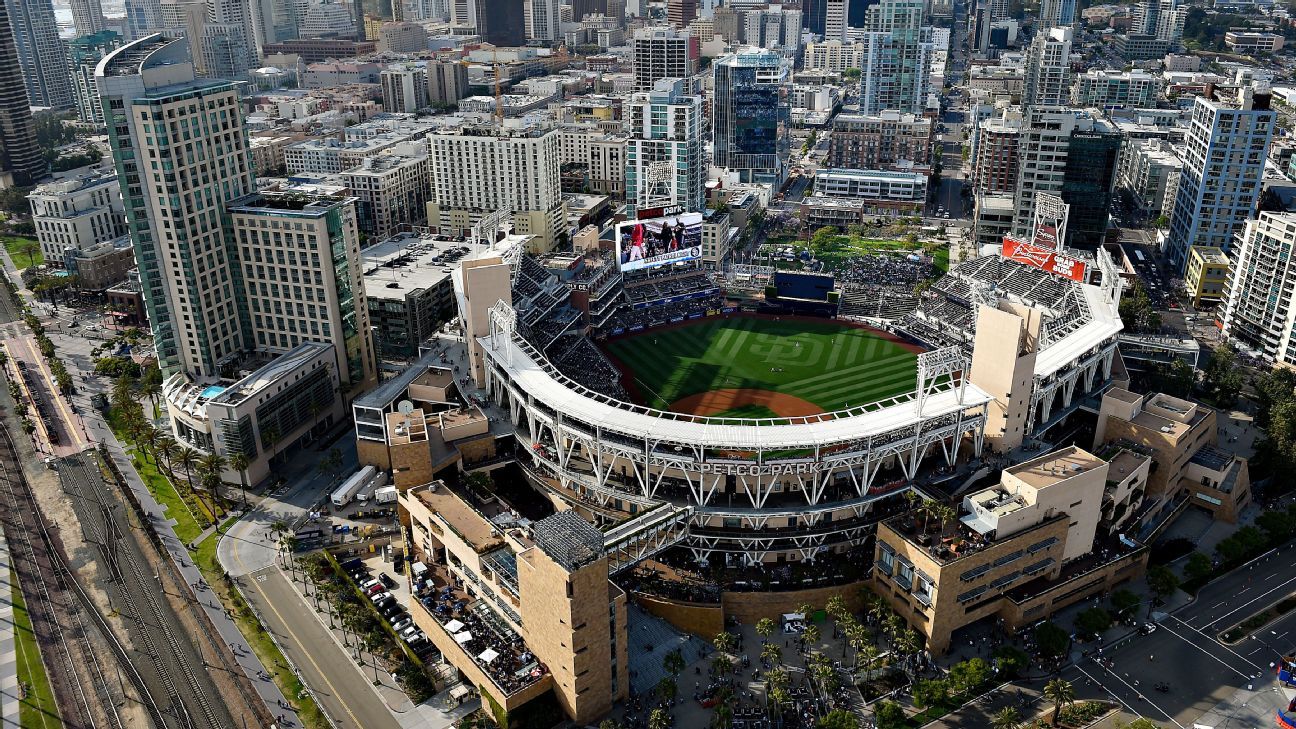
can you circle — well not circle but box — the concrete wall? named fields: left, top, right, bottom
left=632, top=592, right=725, bottom=639
left=720, top=580, right=871, bottom=625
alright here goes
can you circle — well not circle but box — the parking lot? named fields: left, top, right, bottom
left=340, top=554, right=440, bottom=664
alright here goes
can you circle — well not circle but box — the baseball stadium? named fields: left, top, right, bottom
left=449, top=228, right=1126, bottom=593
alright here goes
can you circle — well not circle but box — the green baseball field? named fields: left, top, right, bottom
left=601, top=316, right=922, bottom=418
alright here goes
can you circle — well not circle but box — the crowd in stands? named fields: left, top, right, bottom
left=550, top=336, right=631, bottom=401
left=834, top=253, right=933, bottom=288
left=625, top=273, right=718, bottom=304
left=600, top=295, right=725, bottom=333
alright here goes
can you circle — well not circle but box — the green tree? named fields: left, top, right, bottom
left=229, top=451, right=250, bottom=507
left=1074, top=607, right=1112, bottom=638
left=1110, top=588, right=1141, bottom=618
left=663, top=648, right=686, bottom=676
left=1146, top=565, right=1180, bottom=604
left=1044, top=678, right=1075, bottom=727
left=874, top=701, right=906, bottom=729
left=1033, top=621, right=1070, bottom=659
left=1118, top=281, right=1161, bottom=333
left=755, top=617, right=776, bottom=641
left=1200, top=344, right=1244, bottom=407
left=912, top=678, right=949, bottom=708
left=648, top=707, right=671, bottom=729
left=947, top=657, right=990, bottom=696
left=816, top=709, right=859, bottom=729
left=1184, top=552, right=1213, bottom=582
left=842, top=67, right=862, bottom=81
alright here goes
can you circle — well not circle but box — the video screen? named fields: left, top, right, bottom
left=615, top=212, right=704, bottom=272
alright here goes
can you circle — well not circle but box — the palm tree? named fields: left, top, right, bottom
left=111, top=373, right=134, bottom=409
left=935, top=504, right=958, bottom=532
left=155, top=436, right=179, bottom=476
left=802, top=623, right=820, bottom=655
left=755, top=617, right=776, bottom=642
left=142, top=427, right=161, bottom=464
left=199, top=452, right=228, bottom=505
left=648, top=707, right=671, bottom=729
left=229, top=452, right=250, bottom=507
left=139, top=378, right=162, bottom=417
left=1044, top=678, right=1075, bottom=727
left=714, top=631, right=737, bottom=655
left=856, top=644, right=880, bottom=674
left=176, top=448, right=199, bottom=494
left=992, top=707, right=1021, bottom=729
left=760, top=641, right=782, bottom=667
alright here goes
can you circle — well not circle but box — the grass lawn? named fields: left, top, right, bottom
left=3, top=236, right=42, bottom=270
left=106, top=408, right=209, bottom=544
left=11, top=570, right=62, bottom=729
left=603, top=316, right=918, bottom=413
left=932, top=245, right=950, bottom=273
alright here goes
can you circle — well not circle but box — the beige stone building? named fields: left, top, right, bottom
left=1094, top=388, right=1251, bottom=523
left=401, top=487, right=628, bottom=725
left=871, top=446, right=1149, bottom=653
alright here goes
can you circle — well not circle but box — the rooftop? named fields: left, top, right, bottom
left=882, top=508, right=1068, bottom=566
left=209, top=342, right=334, bottom=406
left=413, top=482, right=506, bottom=553
left=362, top=232, right=468, bottom=300
left=1004, top=446, right=1106, bottom=491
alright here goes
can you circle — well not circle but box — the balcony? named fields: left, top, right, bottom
left=419, top=585, right=549, bottom=697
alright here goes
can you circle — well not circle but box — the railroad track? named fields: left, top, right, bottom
left=0, top=430, right=117, bottom=729
left=56, top=452, right=235, bottom=729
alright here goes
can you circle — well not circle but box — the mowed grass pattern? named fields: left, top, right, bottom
left=603, top=317, right=919, bottom=414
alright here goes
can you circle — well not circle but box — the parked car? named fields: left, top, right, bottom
left=378, top=573, right=397, bottom=589
left=369, top=590, right=391, bottom=603
left=392, top=618, right=413, bottom=633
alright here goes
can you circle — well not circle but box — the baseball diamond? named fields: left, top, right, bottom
left=601, top=315, right=924, bottom=417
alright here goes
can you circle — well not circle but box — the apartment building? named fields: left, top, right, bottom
left=632, top=27, right=697, bottom=92
left=1094, top=388, right=1251, bottom=523
left=429, top=60, right=471, bottom=106
left=1222, top=212, right=1296, bottom=365
left=401, top=489, right=628, bottom=725
left=377, top=20, right=429, bottom=52
left=381, top=63, right=429, bottom=113
left=28, top=172, right=128, bottom=266
left=813, top=168, right=927, bottom=201
left=827, top=111, right=932, bottom=171
left=340, top=146, right=432, bottom=240
left=425, top=124, right=567, bottom=251
left=70, top=31, right=123, bottom=126
left=1072, top=70, right=1162, bottom=108
left=1183, top=245, right=1229, bottom=307
left=1118, top=138, right=1182, bottom=221
left=1166, top=84, right=1274, bottom=271
left=1022, top=27, right=1072, bottom=108
left=971, top=109, right=1021, bottom=194
left=802, top=39, right=866, bottom=73
left=872, top=446, right=1149, bottom=654
left=625, top=78, right=704, bottom=215
left=8, top=0, right=73, bottom=109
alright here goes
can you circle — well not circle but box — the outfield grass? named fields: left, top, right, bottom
left=3, top=236, right=42, bottom=270
left=603, top=316, right=919, bottom=414
left=10, top=570, right=62, bottom=729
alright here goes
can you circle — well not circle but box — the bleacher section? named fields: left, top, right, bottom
left=899, top=256, right=1095, bottom=351
left=839, top=283, right=919, bottom=321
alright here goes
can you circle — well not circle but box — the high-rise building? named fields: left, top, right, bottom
left=625, top=78, right=704, bottom=215
left=69, top=31, right=123, bottom=126
left=1133, top=0, right=1184, bottom=42
left=6, top=0, right=73, bottom=108
left=250, top=0, right=310, bottom=46
left=524, top=0, right=562, bottom=42
left=1011, top=106, right=1120, bottom=248
left=97, top=34, right=256, bottom=377
left=856, top=0, right=927, bottom=115
left=1038, top=0, right=1074, bottom=27
left=0, top=1, right=43, bottom=186
left=1022, top=26, right=1072, bottom=108
left=572, top=0, right=605, bottom=21
left=300, top=0, right=357, bottom=37
left=971, top=108, right=1021, bottom=194
left=71, top=0, right=107, bottom=35
left=713, top=48, right=791, bottom=185
left=428, top=59, right=469, bottom=106
left=200, top=0, right=258, bottom=80
left=632, top=27, right=697, bottom=92
left=425, top=123, right=567, bottom=251
left=1165, top=84, right=1275, bottom=271
left=125, top=0, right=164, bottom=40
left=381, top=63, right=429, bottom=112
left=226, top=193, right=376, bottom=389
left=803, top=0, right=828, bottom=36
left=970, top=0, right=991, bottom=53
left=667, top=0, right=697, bottom=26
left=159, top=0, right=207, bottom=67
left=472, top=0, right=525, bottom=45
left=340, top=145, right=432, bottom=239
left=377, top=20, right=429, bottom=51
left=1222, top=213, right=1296, bottom=367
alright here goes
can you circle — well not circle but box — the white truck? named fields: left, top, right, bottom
left=372, top=485, right=398, bottom=504
left=331, top=465, right=376, bottom=508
